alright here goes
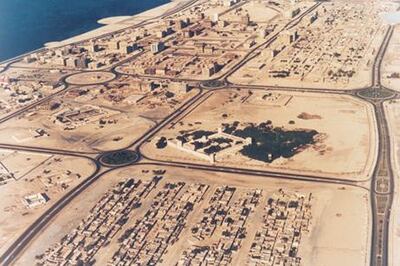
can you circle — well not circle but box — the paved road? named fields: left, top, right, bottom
left=112, top=2, right=322, bottom=85
left=366, top=25, right=396, bottom=266
left=0, top=0, right=203, bottom=264
left=221, top=2, right=322, bottom=81
left=0, top=143, right=99, bottom=157
left=0, top=2, right=397, bottom=266
left=0, top=84, right=70, bottom=124
left=138, top=156, right=369, bottom=187
left=0, top=158, right=102, bottom=265
left=370, top=101, right=394, bottom=266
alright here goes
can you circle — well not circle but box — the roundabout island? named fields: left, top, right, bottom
left=201, top=79, right=227, bottom=89
left=65, top=71, right=116, bottom=85
left=99, top=150, right=140, bottom=167
left=357, top=86, right=396, bottom=100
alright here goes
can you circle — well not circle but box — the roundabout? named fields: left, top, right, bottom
left=357, top=86, right=396, bottom=100
left=65, top=71, right=116, bottom=85
left=201, top=79, right=227, bottom=89
left=99, top=150, right=140, bottom=167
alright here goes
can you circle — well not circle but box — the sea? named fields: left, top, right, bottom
left=0, top=0, right=169, bottom=62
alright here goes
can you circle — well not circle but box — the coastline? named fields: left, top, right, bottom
left=1, top=0, right=185, bottom=64
left=45, top=0, right=179, bottom=48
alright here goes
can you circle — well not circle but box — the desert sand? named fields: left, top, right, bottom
left=142, top=89, right=378, bottom=180
left=15, top=164, right=371, bottom=266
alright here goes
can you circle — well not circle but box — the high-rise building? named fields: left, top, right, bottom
left=151, top=42, right=165, bottom=54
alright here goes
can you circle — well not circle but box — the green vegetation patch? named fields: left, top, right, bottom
left=101, top=150, right=138, bottom=165
left=227, top=122, right=318, bottom=162
left=358, top=87, right=395, bottom=99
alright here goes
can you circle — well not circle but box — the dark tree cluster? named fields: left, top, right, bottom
left=227, top=122, right=318, bottom=163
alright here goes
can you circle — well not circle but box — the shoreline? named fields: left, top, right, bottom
left=0, top=0, right=184, bottom=65
left=44, top=0, right=181, bottom=48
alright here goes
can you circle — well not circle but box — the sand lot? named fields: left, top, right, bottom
left=0, top=67, right=69, bottom=119
left=220, top=1, right=280, bottom=23
left=0, top=112, right=154, bottom=153
left=65, top=71, right=116, bottom=85
left=0, top=83, right=199, bottom=152
left=15, top=164, right=370, bottom=266
left=142, top=89, right=377, bottom=180
left=382, top=25, right=400, bottom=92
left=0, top=152, right=96, bottom=255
